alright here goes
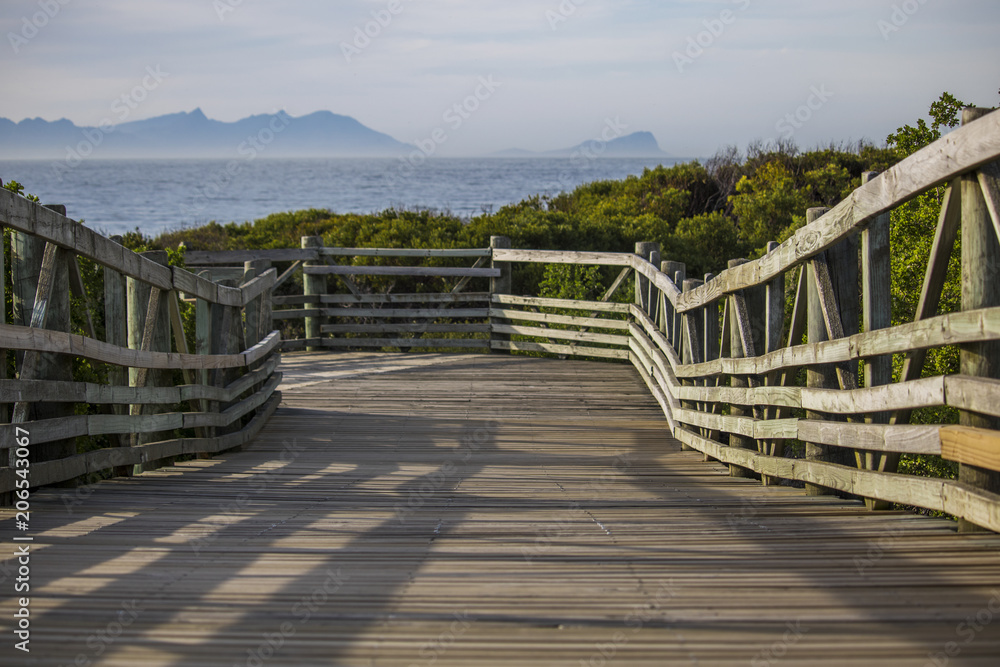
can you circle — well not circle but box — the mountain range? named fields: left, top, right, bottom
left=0, top=109, right=668, bottom=159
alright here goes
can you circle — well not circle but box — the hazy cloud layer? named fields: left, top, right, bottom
left=1, top=0, right=998, bottom=157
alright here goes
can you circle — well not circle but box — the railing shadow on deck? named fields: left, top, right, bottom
left=4, top=355, right=999, bottom=664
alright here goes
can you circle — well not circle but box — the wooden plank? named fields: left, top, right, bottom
left=240, top=268, right=277, bottom=304
left=493, top=294, right=631, bottom=314
left=492, top=248, right=633, bottom=266
left=490, top=340, right=628, bottom=359
left=489, top=308, right=629, bottom=330
left=0, top=322, right=252, bottom=369
left=275, top=292, right=490, bottom=306
left=324, top=338, right=489, bottom=349
left=308, top=307, right=489, bottom=319
left=322, top=247, right=491, bottom=258
left=450, top=256, right=489, bottom=293
left=795, top=420, right=942, bottom=454
left=492, top=323, right=629, bottom=346
left=0, top=392, right=280, bottom=490
left=942, top=425, right=1000, bottom=472
left=674, top=306, right=1000, bottom=380
left=274, top=259, right=304, bottom=289
left=0, top=356, right=279, bottom=405
left=185, top=248, right=319, bottom=264
left=945, top=375, right=1000, bottom=419
left=304, top=265, right=500, bottom=278
left=321, top=323, right=491, bottom=334
left=673, top=426, right=1000, bottom=532
left=673, top=407, right=797, bottom=440
left=4, top=354, right=1000, bottom=665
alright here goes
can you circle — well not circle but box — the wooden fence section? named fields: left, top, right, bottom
left=3, top=107, right=1000, bottom=536
left=0, top=192, right=282, bottom=493
left=614, top=107, right=1000, bottom=532
left=187, top=243, right=498, bottom=353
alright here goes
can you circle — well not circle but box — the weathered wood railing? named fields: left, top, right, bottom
left=5, top=108, right=999, bottom=533
left=186, top=107, right=1000, bottom=531
left=0, top=192, right=282, bottom=493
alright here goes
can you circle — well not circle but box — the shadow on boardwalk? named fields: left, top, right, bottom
left=3, top=353, right=1000, bottom=666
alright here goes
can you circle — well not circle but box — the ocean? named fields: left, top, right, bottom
left=0, top=157, right=684, bottom=237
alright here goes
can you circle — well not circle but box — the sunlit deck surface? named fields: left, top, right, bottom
left=5, top=352, right=1000, bottom=665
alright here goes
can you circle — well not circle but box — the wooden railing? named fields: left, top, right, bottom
left=0, top=193, right=281, bottom=493
left=5, top=107, right=999, bottom=533
left=186, top=107, right=1000, bottom=531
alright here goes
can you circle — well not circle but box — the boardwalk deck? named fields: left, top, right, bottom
left=3, top=353, right=1000, bottom=665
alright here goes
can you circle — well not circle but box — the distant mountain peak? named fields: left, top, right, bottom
left=491, top=130, right=668, bottom=158
left=0, top=108, right=414, bottom=158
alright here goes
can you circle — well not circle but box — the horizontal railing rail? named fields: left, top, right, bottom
left=0, top=192, right=282, bottom=494
left=4, top=107, right=998, bottom=535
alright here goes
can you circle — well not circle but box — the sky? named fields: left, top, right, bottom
left=1, top=0, right=998, bottom=158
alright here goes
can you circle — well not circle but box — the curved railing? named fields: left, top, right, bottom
left=0, top=193, right=281, bottom=491
left=5, top=108, right=999, bottom=534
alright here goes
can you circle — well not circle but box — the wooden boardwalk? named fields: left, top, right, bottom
left=4, top=352, right=1000, bottom=666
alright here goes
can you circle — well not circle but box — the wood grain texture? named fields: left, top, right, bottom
left=303, top=265, right=500, bottom=278
left=675, top=110, right=1000, bottom=313
left=4, top=353, right=1000, bottom=665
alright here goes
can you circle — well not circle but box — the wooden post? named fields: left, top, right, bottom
left=490, top=236, right=512, bottom=353
left=727, top=259, right=756, bottom=479
left=671, top=265, right=687, bottom=351
left=634, top=242, right=659, bottom=314
left=128, top=250, right=171, bottom=473
left=243, top=259, right=270, bottom=347
left=702, top=274, right=719, bottom=363
left=958, top=107, right=1000, bottom=532
left=195, top=271, right=214, bottom=457
left=212, top=279, right=244, bottom=448
left=861, top=172, right=896, bottom=507
left=10, top=206, right=74, bottom=465
left=681, top=279, right=704, bottom=366
left=661, top=261, right=685, bottom=342
left=104, top=236, right=130, bottom=475
left=302, top=236, right=324, bottom=351
left=759, top=242, right=786, bottom=485
left=803, top=207, right=854, bottom=495
left=647, top=249, right=661, bottom=325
